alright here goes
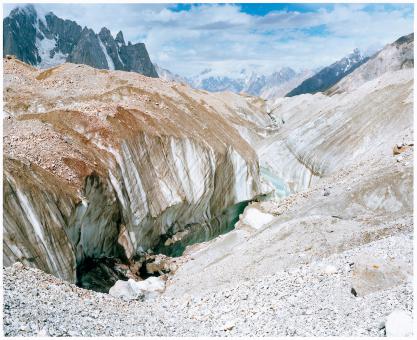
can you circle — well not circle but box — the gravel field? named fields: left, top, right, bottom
left=3, top=232, right=413, bottom=337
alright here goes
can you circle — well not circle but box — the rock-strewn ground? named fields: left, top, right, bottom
left=3, top=149, right=413, bottom=336
left=3, top=232, right=412, bottom=337
left=166, top=148, right=413, bottom=297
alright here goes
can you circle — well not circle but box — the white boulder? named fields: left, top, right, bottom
left=385, top=310, right=413, bottom=337
left=109, top=276, right=165, bottom=300
left=323, top=265, right=338, bottom=275
left=240, top=206, right=274, bottom=230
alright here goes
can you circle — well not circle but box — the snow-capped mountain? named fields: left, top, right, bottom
left=286, top=48, right=368, bottom=96
left=193, top=67, right=318, bottom=99
left=3, top=4, right=158, bottom=77
left=327, top=33, right=414, bottom=95
left=259, top=69, right=315, bottom=100
left=187, top=67, right=304, bottom=97
left=155, top=65, right=314, bottom=99
left=153, top=63, right=188, bottom=84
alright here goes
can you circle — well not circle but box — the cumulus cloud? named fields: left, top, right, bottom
left=3, top=3, right=414, bottom=76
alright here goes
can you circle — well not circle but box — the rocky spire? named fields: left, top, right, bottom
left=115, top=31, right=125, bottom=46
left=3, top=6, right=158, bottom=77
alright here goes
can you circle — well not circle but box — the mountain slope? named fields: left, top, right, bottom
left=259, top=69, right=314, bottom=100
left=153, top=63, right=188, bottom=84
left=327, top=33, right=414, bottom=95
left=3, top=5, right=158, bottom=77
left=286, top=49, right=368, bottom=97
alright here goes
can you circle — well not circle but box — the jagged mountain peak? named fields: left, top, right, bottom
left=3, top=6, right=158, bottom=77
left=10, top=4, right=37, bottom=17
left=393, top=32, right=413, bottom=46
left=114, top=31, right=126, bottom=45
left=99, top=27, right=112, bottom=36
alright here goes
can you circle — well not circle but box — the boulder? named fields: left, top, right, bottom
left=323, top=265, right=337, bottom=275
left=351, top=256, right=410, bottom=296
left=129, top=277, right=165, bottom=300
left=145, top=254, right=176, bottom=275
left=109, top=276, right=165, bottom=300
left=385, top=310, right=413, bottom=337
left=238, top=205, right=274, bottom=230
left=108, top=280, right=140, bottom=300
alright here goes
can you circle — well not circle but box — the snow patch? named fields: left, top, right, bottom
left=36, top=36, right=67, bottom=69
left=34, top=6, right=50, bottom=27
left=116, top=48, right=124, bottom=67
left=98, top=38, right=115, bottom=70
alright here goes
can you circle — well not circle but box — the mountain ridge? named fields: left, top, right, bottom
left=286, top=48, right=368, bottom=96
left=326, top=33, right=414, bottom=95
left=3, top=4, right=158, bottom=77
left=155, top=64, right=314, bottom=99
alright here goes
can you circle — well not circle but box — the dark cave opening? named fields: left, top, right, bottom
left=75, top=199, right=258, bottom=292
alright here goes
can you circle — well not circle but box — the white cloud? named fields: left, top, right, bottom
left=3, top=3, right=414, bottom=77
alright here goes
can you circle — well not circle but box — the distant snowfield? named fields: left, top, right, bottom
left=36, top=36, right=68, bottom=69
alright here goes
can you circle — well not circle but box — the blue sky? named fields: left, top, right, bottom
left=4, top=3, right=414, bottom=76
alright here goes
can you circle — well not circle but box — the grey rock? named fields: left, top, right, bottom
left=3, top=4, right=158, bottom=78
left=98, top=27, right=124, bottom=70
left=68, top=27, right=108, bottom=69
left=119, top=42, right=158, bottom=77
left=3, top=5, right=39, bottom=65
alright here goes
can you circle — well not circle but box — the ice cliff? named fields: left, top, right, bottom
left=3, top=57, right=271, bottom=284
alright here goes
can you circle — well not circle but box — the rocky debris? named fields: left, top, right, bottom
left=144, top=254, right=179, bottom=276
left=2, top=32, right=413, bottom=337
left=393, top=142, right=413, bottom=155
left=75, top=251, right=179, bottom=293
left=108, top=276, right=165, bottom=301
left=3, top=233, right=413, bottom=336
left=166, top=149, right=413, bottom=297
left=385, top=310, right=413, bottom=337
